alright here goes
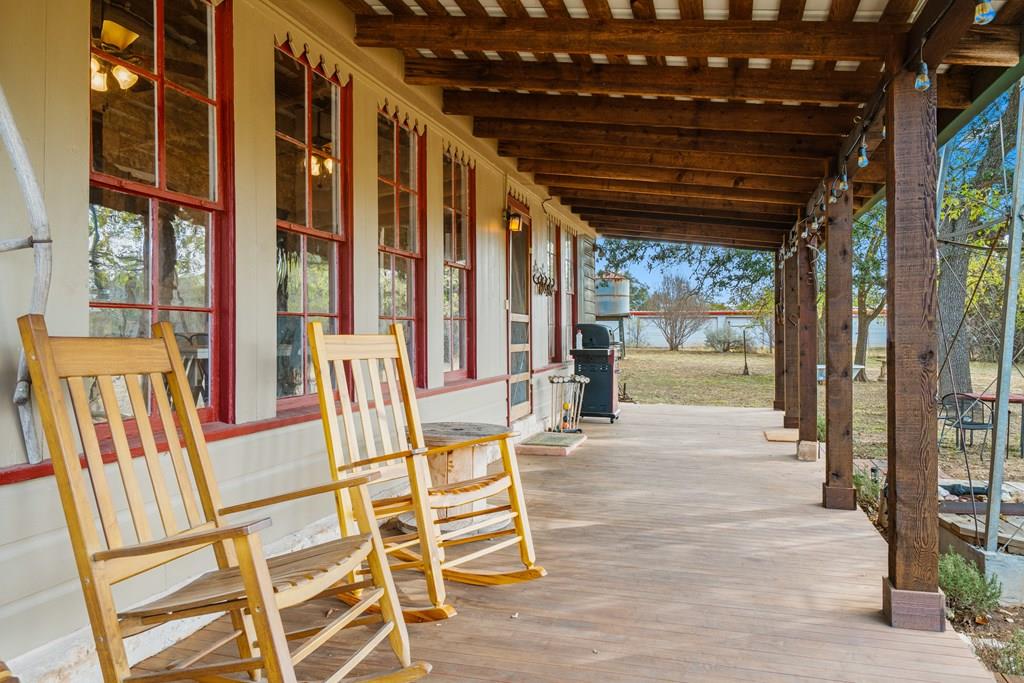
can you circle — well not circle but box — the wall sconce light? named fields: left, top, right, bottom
left=506, top=211, right=523, bottom=232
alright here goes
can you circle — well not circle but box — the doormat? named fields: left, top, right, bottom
left=518, top=431, right=587, bottom=456
left=764, top=428, right=799, bottom=443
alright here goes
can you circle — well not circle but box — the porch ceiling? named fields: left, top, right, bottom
left=347, top=0, right=1023, bottom=248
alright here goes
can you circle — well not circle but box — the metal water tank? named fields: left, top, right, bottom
left=596, top=273, right=631, bottom=317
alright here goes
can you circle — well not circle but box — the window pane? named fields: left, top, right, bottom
left=311, top=73, right=338, bottom=156
left=306, top=236, right=336, bottom=314
left=157, top=203, right=210, bottom=307
left=164, top=0, right=212, bottom=96
left=379, top=252, right=393, bottom=317
left=511, top=350, right=529, bottom=375
left=90, top=58, right=157, bottom=185
left=276, top=315, right=303, bottom=398
left=398, top=190, right=416, bottom=253
left=394, top=256, right=412, bottom=317
left=451, top=319, right=463, bottom=372
left=89, top=307, right=150, bottom=339
left=443, top=208, right=453, bottom=262
left=451, top=268, right=464, bottom=317
left=511, top=321, right=529, bottom=345
left=510, top=228, right=529, bottom=315
left=510, top=379, right=528, bottom=406
left=443, top=158, right=453, bottom=208
left=377, top=114, right=394, bottom=179
left=274, top=50, right=305, bottom=141
left=88, top=187, right=150, bottom=304
left=442, top=319, right=451, bottom=369
left=165, top=89, right=215, bottom=200
left=275, top=138, right=306, bottom=225
left=311, top=153, right=338, bottom=233
left=91, top=0, right=155, bottom=72
left=307, top=317, right=335, bottom=393
left=276, top=230, right=302, bottom=312
left=455, top=209, right=467, bottom=265
left=378, top=180, right=395, bottom=247
left=398, top=126, right=415, bottom=187
left=442, top=266, right=452, bottom=318
left=159, top=310, right=210, bottom=407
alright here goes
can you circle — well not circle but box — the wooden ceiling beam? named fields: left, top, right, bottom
left=576, top=207, right=791, bottom=229
left=553, top=187, right=799, bottom=216
left=357, top=17, right=899, bottom=60
left=477, top=119, right=835, bottom=159
left=520, top=158, right=819, bottom=193
left=582, top=215, right=786, bottom=242
left=569, top=203, right=799, bottom=226
left=592, top=226, right=781, bottom=250
left=499, top=141, right=825, bottom=178
left=406, top=58, right=974, bottom=108
left=536, top=173, right=807, bottom=205
left=444, top=91, right=856, bottom=136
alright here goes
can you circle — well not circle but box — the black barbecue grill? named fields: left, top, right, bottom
left=570, top=323, right=621, bottom=423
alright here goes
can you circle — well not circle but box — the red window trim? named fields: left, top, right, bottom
left=377, top=111, right=427, bottom=388
left=0, top=373, right=512, bottom=486
left=88, top=0, right=236, bottom=424
left=549, top=218, right=562, bottom=364
left=443, top=159, right=476, bottom=384
left=273, top=43, right=355, bottom=410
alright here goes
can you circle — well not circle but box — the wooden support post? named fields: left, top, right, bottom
left=882, top=58, right=943, bottom=632
left=774, top=252, right=786, bottom=411
left=823, top=187, right=856, bottom=508
left=796, top=234, right=819, bottom=461
left=783, top=250, right=800, bottom=429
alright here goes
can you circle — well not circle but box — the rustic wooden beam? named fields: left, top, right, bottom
left=537, top=174, right=807, bottom=205
left=406, top=58, right=975, bottom=108
left=783, top=249, right=800, bottom=429
left=444, top=92, right=857, bottom=136
left=356, top=17, right=908, bottom=60
left=500, top=141, right=826, bottom=178
left=554, top=188, right=799, bottom=217
left=593, top=229, right=778, bottom=250
left=568, top=203, right=795, bottom=226
left=476, top=119, right=837, bottom=159
left=576, top=215, right=785, bottom=242
left=823, top=186, right=855, bottom=510
left=882, top=58, right=943, bottom=631
left=915, top=2, right=1018, bottom=67
left=797, top=233, right=818, bottom=455
left=774, top=253, right=786, bottom=411
left=521, top=159, right=819, bottom=193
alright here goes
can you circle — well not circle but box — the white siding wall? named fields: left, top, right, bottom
left=0, top=0, right=592, bottom=666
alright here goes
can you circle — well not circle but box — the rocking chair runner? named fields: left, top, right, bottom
left=18, top=315, right=429, bottom=683
left=308, top=322, right=545, bottom=623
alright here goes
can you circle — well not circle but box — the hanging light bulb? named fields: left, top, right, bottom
left=914, top=61, right=931, bottom=92
left=857, top=136, right=869, bottom=169
left=310, top=155, right=322, bottom=177
left=90, top=66, right=109, bottom=92
left=322, top=157, right=334, bottom=175
left=881, top=125, right=887, bottom=141
left=91, top=56, right=100, bottom=74
left=838, top=169, right=849, bottom=192
left=974, top=0, right=996, bottom=24
left=111, top=65, right=138, bottom=90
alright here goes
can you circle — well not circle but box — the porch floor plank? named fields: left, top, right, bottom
left=136, top=404, right=990, bottom=681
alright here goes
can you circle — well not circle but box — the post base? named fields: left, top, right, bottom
left=822, top=483, right=857, bottom=510
left=783, top=415, right=800, bottom=429
left=881, top=577, right=946, bottom=632
left=796, top=440, right=819, bottom=462
left=773, top=399, right=785, bottom=411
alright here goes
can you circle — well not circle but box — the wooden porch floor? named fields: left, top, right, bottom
left=139, top=403, right=991, bottom=682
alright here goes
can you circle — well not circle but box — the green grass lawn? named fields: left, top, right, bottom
left=618, top=347, right=1024, bottom=480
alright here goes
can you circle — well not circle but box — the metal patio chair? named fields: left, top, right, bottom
left=939, top=392, right=994, bottom=452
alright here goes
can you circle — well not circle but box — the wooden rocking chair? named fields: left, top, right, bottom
left=308, top=322, right=545, bottom=623
left=18, top=314, right=430, bottom=683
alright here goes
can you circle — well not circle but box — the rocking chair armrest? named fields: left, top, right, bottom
left=218, top=472, right=382, bottom=515
left=335, top=448, right=428, bottom=472
left=93, top=518, right=272, bottom=561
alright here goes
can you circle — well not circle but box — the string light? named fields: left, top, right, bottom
left=974, top=0, right=996, bottom=24
left=914, top=61, right=931, bottom=92
left=838, top=169, right=849, bottom=192
left=857, top=135, right=869, bottom=169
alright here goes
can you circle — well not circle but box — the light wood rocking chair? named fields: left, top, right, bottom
left=18, top=314, right=430, bottom=683
left=308, top=322, right=545, bottom=623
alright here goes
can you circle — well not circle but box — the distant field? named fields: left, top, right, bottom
left=617, top=348, right=1024, bottom=480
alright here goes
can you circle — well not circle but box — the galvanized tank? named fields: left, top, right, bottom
left=596, top=273, right=630, bottom=317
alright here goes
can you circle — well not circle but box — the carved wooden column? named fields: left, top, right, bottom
left=823, top=184, right=855, bottom=508
left=882, top=59, right=943, bottom=632
left=774, top=251, right=786, bottom=411
left=783, top=248, right=800, bottom=429
left=796, top=233, right=818, bottom=461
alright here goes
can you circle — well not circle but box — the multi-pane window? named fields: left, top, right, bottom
left=546, top=218, right=560, bottom=363
left=378, top=112, right=424, bottom=385
left=88, top=0, right=222, bottom=412
left=562, top=229, right=576, bottom=357
left=274, top=46, right=349, bottom=400
left=442, top=154, right=474, bottom=380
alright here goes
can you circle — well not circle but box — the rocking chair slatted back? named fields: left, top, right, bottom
left=310, top=323, right=425, bottom=485
left=19, top=317, right=225, bottom=581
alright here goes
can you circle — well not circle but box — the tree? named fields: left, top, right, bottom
left=647, top=276, right=707, bottom=350
left=852, top=204, right=887, bottom=380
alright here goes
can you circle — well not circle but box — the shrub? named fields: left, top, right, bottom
left=996, top=629, right=1024, bottom=675
left=852, top=470, right=881, bottom=515
left=939, top=551, right=1001, bottom=621
left=704, top=327, right=748, bottom=353
left=816, top=415, right=826, bottom=441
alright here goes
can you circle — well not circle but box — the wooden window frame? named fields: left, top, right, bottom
left=546, top=217, right=561, bottom=364
left=273, top=43, right=354, bottom=410
left=87, top=0, right=235, bottom=423
left=377, top=111, right=427, bottom=388
left=442, top=156, right=476, bottom=384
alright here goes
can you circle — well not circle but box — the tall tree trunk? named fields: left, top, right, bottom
left=937, top=213, right=973, bottom=396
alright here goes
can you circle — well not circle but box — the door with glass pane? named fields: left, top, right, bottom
left=507, top=200, right=532, bottom=422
